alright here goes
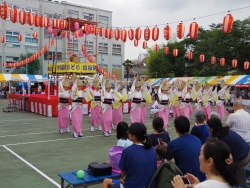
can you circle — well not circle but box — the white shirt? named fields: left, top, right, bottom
left=194, top=180, right=232, bottom=188
left=38, top=86, right=42, bottom=92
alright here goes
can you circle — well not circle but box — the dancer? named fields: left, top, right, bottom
left=201, top=82, right=212, bottom=120
left=172, top=80, right=184, bottom=119
left=58, top=76, right=71, bottom=134
left=112, top=81, right=127, bottom=130
left=89, top=75, right=102, bottom=132
left=71, top=74, right=92, bottom=138
left=216, top=80, right=228, bottom=120
left=140, top=80, right=152, bottom=124
left=192, top=82, right=203, bottom=111
left=158, top=80, right=170, bottom=130
left=179, top=82, right=192, bottom=119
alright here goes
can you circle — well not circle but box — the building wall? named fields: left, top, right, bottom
left=0, top=0, right=124, bottom=79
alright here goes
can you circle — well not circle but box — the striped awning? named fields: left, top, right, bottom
left=0, top=74, right=48, bottom=82
left=152, top=78, right=166, bottom=86
left=236, top=75, right=250, bottom=84
left=230, top=75, right=247, bottom=85
left=177, top=77, right=194, bottom=82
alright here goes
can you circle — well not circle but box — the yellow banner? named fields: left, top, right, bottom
left=47, top=62, right=96, bottom=74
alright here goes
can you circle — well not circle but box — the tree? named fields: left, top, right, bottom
left=123, top=59, right=133, bottom=81
left=20, top=52, right=40, bottom=74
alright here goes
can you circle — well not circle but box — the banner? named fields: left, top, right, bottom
left=47, top=62, right=97, bottom=74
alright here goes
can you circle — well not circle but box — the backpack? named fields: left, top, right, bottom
left=108, top=146, right=123, bottom=171
left=148, top=161, right=183, bottom=188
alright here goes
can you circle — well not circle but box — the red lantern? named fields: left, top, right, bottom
left=10, top=7, right=18, bottom=23
left=99, top=27, right=104, bottom=37
left=173, top=48, right=178, bottom=57
left=220, top=58, right=226, bottom=66
left=128, top=28, right=134, bottom=40
left=177, top=22, right=185, bottom=39
left=34, top=14, right=40, bottom=27
left=142, top=41, right=147, bottom=49
left=33, top=31, right=38, bottom=39
left=115, top=28, right=121, bottom=40
left=74, top=31, right=79, bottom=38
left=81, top=45, right=86, bottom=52
left=135, top=27, right=142, bottom=40
left=232, top=59, right=237, bottom=68
left=61, top=31, right=65, bottom=38
left=51, top=39, right=54, bottom=46
left=48, top=26, right=53, bottom=34
left=27, top=12, right=34, bottom=25
left=18, top=34, right=22, bottom=41
left=222, top=14, right=234, bottom=34
left=1, top=36, right=5, bottom=43
left=63, top=20, right=68, bottom=30
left=244, top=61, right=249, bottom=70
left=44, top=16, right=50, bottom=28
left=164, top=46, right=169, bottom=54
left=74, top=22, right=79, bottom=30
left=154, top=44, right=158, bottom=52
left=211, top=56, right=216, bottom=65
left=52, top=19, right=59, bottom=28
left=104, top=28, right=109, bottom=38
left=1, top=3, right=8, bottom=20
left=84, top=23, right=88, bottom=33
left=39, top=15, right=44, bottom=27
left=134, top=39, right=138, bottom=47
left=19, top=10, right=26, bottom=25
left=67, top=31, right=70, bottom=40
left=53, top=30, right=57, bottom=37
left=93, top=26, right=98, bottom=36
left=164, top=25, right=171, bottom=40
left=188, top=51, right=193, bottom=60
left=189, top=22, right=198, bottom=39
left=121, top=29, right=127, bottom=43
left=108, top=28, right=113, bottom=39
left=144, top=27, right=150, bottom=41
left=200, top=54, right=205, bottom=62
left=152, top=26, right=159, bottom=41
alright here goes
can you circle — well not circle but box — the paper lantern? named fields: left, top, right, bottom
left=74, top=31, right=79, bottom=38
left=128, top=28, right=134, bottom=40
left=200, top=54, right=205, bottom=62
left=173, top=48, right=178, bottom=57
left=39, top=15, right=44, bottom=27
left=88, top=25, right=94, bottom=34
left=135, top=27, right=142, bottom=40
left=189, top=22, right=199, bottom=39
left=188, top=51, right=193, bottom=60
left=61, top=31, right=65, bottom=38
left=27, top=12, right=34, bottom=26
left=115, top=28, right=121, bottom=40
left=32, top=32, right=38, bottom=39
left=244, top=61, right=249, bottom=70
left=52, top=18, right=59, bottom=28
left=18, top=34, right=22, bottom=41
left=232, top=59, right=237, bottom=68
left=78, top=29, right=84, bottom=37
left=104, top=28, right=109, bottom=38
left=108, top=28, right=113, bottom=39
left=154, top=44, right=159, bottom=52
left=1, top=36, right=5, bottom=43
left=10, top=7, right=18, bottom=23
left=81, top=45, right=86, bottom=52
left=220, top=58, right=226, bottom=66
left=93, top=26, right=98, bottom=36
left=44, top=16, right=50, bottom=28
left=34, top=14, right=40, bottom=27
left=99, top=27, right=104, bottom=37
left=60, top=20, right=68, bottom=30
left=152, top=26, right=159, bottom=41
left=1, top=3, right=8, bottom=20
left=121, top=29, right=127, bottom=43
left=19, top=10, right=26, bottom=25
left=144, top=27, right=150, bottom=41
left=177, top=22, right=185, bottom=39
left=134, top=39, right=138, bottom=47
left=67, top=31, right=70, bottom=40
left=164, top=46, right=169, bottom=54
left=48, top=26, right=53, bottom=34
left=222, top=14, right=234, bottom=34
left=142, top=41, right=147, bottom=49
left=164, top=25, right=171, bottom=40
left=83, top=23, right=88, bottom=33
left=74, top=22, right=79, bottom=30
left=211, top=56, right=216, bottom=65
left=51, top=39, right=54, bottom=46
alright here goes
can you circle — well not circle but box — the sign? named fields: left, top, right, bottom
left=235, top=84, right=250, bottom=89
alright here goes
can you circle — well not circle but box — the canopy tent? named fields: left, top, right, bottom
left=152, top=78, right=166, bottom=86
left=189, top=77, right=206, bottom=84
left=230, top=75, right=247, bottom=85
left=0, top=74, right=48, bottom=82
left=236, top=75, right=250, bottom=84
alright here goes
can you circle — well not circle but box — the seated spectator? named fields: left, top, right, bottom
left=166, top=116, right=206, bottom=182
left=155, top=144, right=167, bottom=167
left=207, top=118, right=250, bottom=187
left=190, top=110, right=210, bottom=144
left=106, top=122, right=157, bottom=188
left=226, top=99, right=250, bottom=143
left=209, top=111, right=221, bottom=120
left=149, top=117, right=170, bottom=147
left=171, top=137, right=240, bottom=188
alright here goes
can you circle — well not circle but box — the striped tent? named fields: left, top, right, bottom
left=0, top=74, right=48, bottom=82
left=236, top=75, right=250, bottom=84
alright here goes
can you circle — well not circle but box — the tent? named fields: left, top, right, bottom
left=0, top=74, right=48, bottom=82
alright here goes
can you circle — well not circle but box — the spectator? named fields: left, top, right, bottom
left=149, top=117, right=170, bottom=146
left=155, top=144, right=167, bottom=167
left=207, top=118, right=250, bottom=187
left=226, top=99, right=250, bottom=143
left=116, top=121, right=133, bottom=148
left=209, top=111, right=221, bottom=120
left=38, top=84, right=42, bottom=94
left=171, top=137, right=240, bottom=188
left=166, top=116, right=206, bottom=182
left=190, top=110, right=210, bottom=144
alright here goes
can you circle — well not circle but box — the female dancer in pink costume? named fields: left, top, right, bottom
left=179, top=83, right=193, bottom=119
left=158, top=80, right=170, bottom=130
left=71, top=74, right=91, bottom=138
left=58, top=76, right=71, bottom=134
left=89, top=75, right=102, bottom=132
left=216, top=81, right=229, bottom=121
left=201, top=82, right=213, bottom=120
left=173, top=81, right=183, bottom=119
left=140, top=81, right=152, bottom=124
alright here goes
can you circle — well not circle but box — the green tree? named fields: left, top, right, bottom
left=20, top=52, right=40, bottom=74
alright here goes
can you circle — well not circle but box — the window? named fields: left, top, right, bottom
left=67, top=39, right=78, bottom=53
left=25, top=7, right=38, bottom=14
left=112, top=44, right=121, bottom=55
left=84, top=13, right=94, bottom=21
left=44, top=51, right=62, bottom=61
left=84, top=41, right=94, bottom=54
left=44, top=28, right=62, bottom=39
left=25, top=33, right=38, bottom=47
left=68, top=10, right=79, bottom=18
left=98, top=15, right=109, bottom=28
left=98, top=43, right=108, bottom=54
left=6, top=31, right=20, bottom=47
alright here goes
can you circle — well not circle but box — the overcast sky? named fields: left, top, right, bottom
left=70, top=0, right=250, bottom=60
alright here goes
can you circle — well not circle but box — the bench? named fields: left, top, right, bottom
left=58, top=169, right=121, bottom=188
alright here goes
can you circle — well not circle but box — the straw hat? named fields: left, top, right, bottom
left=77, top=79, right=84, bottom=87
left=203, top=82, right=210, bottom=90
left=135, top=79, right=142, bottom=88
left=71, top=73, right=78, bottom=84
left=118, top=81, right=124, bottom=90
left=105, top=79, right=112, bottom=88
left=62, top=75, right=70, bottom=87
left=220, top=80, right=226, bottom=89
left=187, top=85, right=192, bottom=89
left=195, top=82, right=201, bottom=91
left=93, top=76, right=100, bottom=89
left=178, top=80, right=185, bottom=90
left=161, top=80, right=169, bottom=91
